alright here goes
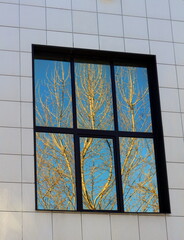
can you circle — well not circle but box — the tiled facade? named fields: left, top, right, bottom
left=0, top=0, right=184, bottom=239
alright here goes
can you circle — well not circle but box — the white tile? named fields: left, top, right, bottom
left=125, top=38, right=149, bottom=54
left=73, top=11, right=98, bottom=35
left=21, top=77, right=33, bottom=102
left=169, top=189, right=184, bottom=216
left=162, top=112, right=183, bottom=137
left=159, top=88, right=180, bottom=112
left=23, top=213, right=52, bottom=240
left=53, top=213, right=82, bottom=240
left=0, top=0, right=18, bottom=3
left=46, top=0, right=71, bottom=9
left=82, top=214, right=111, bottom=240
left=22, top=156, right=35, bottom=183
left=0, top=212, right=22, bottom=240
left=122, top=0, right=146, bottom=17
left=0, top=51, right=19, bottom=76
left=164, top=137, right=184, bottom=163
left=100, top=36, right=124, bottom=52
left=0, top=27, right=19, bottom=51
left=174, top=43, right=184, bottom=65
left=0, top=76, right=20, bottom=101
left=98, top=13, right=123, bottom=37
left=179, top=90, right=184, bottom=112
left=177, top=66, right=184, bottom=89
left=0, top=101, right=20, bottom=127
left=20, top=5, right=46, bottom=29
left=0, top=127, right=21, bottom=154
left=139, top=216, right=167, bottom=240
left=167, top=162, right=184, bottom=189
left=20, top=29, right=46, bottom=52
left=97, top=0, right=122, bottom=14
left=150, top=41, right=175, bottom=64
left=146, top=0, right=170, bottom=19
left=22, top=156, right=34, bottom=183
left=148, top=19, right=172, bottom=42
left=0, top=155, right=21, bottom=182
left=21, top=52, right=32, bottom=77
left=20, top=0, right=45, bottom=6
left=157, top=64, right=177, bottom=88
left=167, top=217, right=184, bottom=240
left=169, top=0, right=184, bottom=21
left=47, top=31, right=73, bottom=48
left=21, top=102, right=33, bottom=128
left=0, top=3, right=19, bottom=27
left=123, top=16, right=148, bottom=39
left=172, top=21, right=184, bottom=43
left=111, top=215, right=139, bottom=240
left=47, top=8, right=72, bottom=32
left=72, top=0, right=96, bottom=11
left=74, top=34, right=99, bottom=49
left=0, top=183, right=21, bottom=211
left=22, top=128, right=34, bottom=155
left=23, top=184, right=35, bottom=211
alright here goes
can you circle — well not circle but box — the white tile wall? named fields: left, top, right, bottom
left=0, top=183, right=21, bottom=211
left=98, top=13, right=123, bottom=37
left=157, top=64, right=177, bottom=88
left=0, top=155, right=21, bottom=182
left=0, top=27, right=19, bottom=51
left=74, top=34, right=99, bottom=49
left=82, top=214, right=111, bottom=240
left=20, top=5, right=46, bottom=29
left=73, top=11, right=98, bottom=35
left=111, top=215, right=139, bottom=240
left=146, top=0, right=170, bottom=19
left=53, top=213, right=82, bottom=240
left=0, top=3, right=19, bottom=27
left=139, top=216, right=167, bottom=240
left=22, top=156, right=34, bottom=183
left=124, top=16, right=148, bottom=39
left=122, top=0, right=146, bottom=17
left=0, top=76, right=20, bottom=101
left=164, top=137, right=184, bottom=163
left=0, top=1, right=183, bottom=240
left=97, top=0, right=122, bottom=14
left=167, top=217, right=184, bottom=240
left=23, top=213, right=52, bottom=240
left=148, top=19, right=172, bottom=42
left=46, top=8, right=72, bottom=32
left=0, top=212, right=22, bottom=240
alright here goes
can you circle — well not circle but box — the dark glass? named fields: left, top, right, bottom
left=75, top=63, right=114, bottom=130
left=119, top=137, right=159, bottom=212
left=80, top=137, right=117, bottom=210
left=36, top=133, right=76, bottom=210
left=115, top=66, right=152, bottom=132
left=34, top=59, right=73, bottom=128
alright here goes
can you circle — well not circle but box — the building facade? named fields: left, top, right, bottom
left=0, top=0, right=184, bottom=239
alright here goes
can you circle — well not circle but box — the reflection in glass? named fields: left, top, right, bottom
left=35, top=59, right=73, bottom=128
left=80, top=137, right=117, bottom=210
left=119, top=137, right=159, bottom=212
left=36, top=133, right=76, bottom=210
left=75, top=63, right=114, bottom=130
left=115, top=66, right=152, bottom=132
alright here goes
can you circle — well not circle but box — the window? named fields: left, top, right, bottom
left=33, top=45, right=170, bottom=213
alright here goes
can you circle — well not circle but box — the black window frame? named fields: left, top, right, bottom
left=32, top=44, right=170, bottom=214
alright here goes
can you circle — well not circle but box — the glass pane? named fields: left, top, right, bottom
left=80, top=137, right=117, bottom=210
left=34, top=59, right=73, bottom=128
left=115, top=66, right=152, bottom=132
left=36, top=133, right=76, bottom=210
left=75, top=63, right=114, bottom=130
left=119, top=137, right=159, bottom=212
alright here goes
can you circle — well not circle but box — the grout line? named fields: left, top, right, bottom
left=137, top=214, right=141, bottom=240
left=144, top=0, right=151, bottom=54
left=96, top=0, right=100, bottom=50
left=71, top=0, right=74, bottom=47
